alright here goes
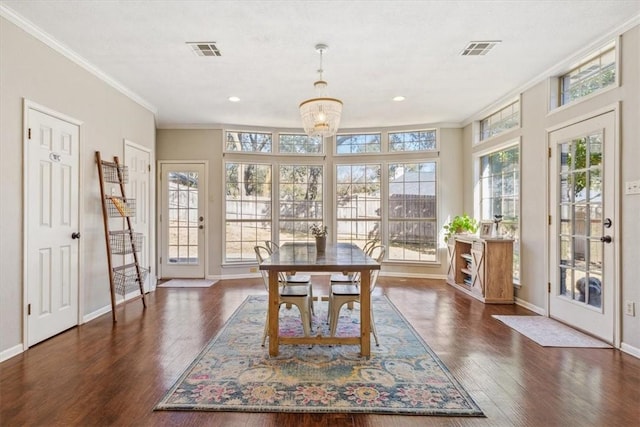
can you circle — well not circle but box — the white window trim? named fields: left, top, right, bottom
left=547, top=37, right=620, bottom=115
left=473, top=138, right=522, bottom=286
left=475, top=96, right=522, bottom=146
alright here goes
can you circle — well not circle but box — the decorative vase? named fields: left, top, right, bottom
left=315, top=236, right=326, bottom=253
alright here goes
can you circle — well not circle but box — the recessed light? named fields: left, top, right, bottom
left=393, top=96, right=405, bottom=102
left=228, top=96, right=240, bottom=102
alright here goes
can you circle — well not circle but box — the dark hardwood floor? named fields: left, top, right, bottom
left=1, top=277, right=639, bottom=427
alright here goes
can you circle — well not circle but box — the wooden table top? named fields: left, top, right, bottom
left=258, top=242, right=380, bottom=272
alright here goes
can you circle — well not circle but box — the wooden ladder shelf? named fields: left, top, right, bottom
left=96, top=151, right=147, bottom=322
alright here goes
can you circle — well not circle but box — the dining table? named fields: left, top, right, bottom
left=259, top=242, right=381, bottom=357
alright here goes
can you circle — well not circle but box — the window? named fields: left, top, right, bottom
left=226, top=131, right=272, bottom=153
left=278, top=164, right=323, bottom=244
left=279, top=133, right=323, bottom=154
left=224, top=162, right=272, bottom=262
left=387, top=162, right=437, bottom=262
left=560, top=44, right=615, bottom=106
left=335, top=164, right=381, bottom=247
left=480, top=100, right=520, bottom=141
left=389, top=130, right=437, bottom=152
left=336, top=133, right=381, bottom=154
left=479, top=145, right=520, bottom=282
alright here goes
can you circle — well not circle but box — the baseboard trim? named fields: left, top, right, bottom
left=621, top=342, right=640, bottom=359
left=0, top=344, right=24, bottom=363
left=380, top=272, right=447, bottom=280
left=515, top=297, right=546, bottom=315
left=83, top=304, right=112, bottom=323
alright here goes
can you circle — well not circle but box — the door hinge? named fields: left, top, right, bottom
left=27, top=303, right=31, bottom=315
left=548, top=282, right=551, bottom=293
left=28, top=128, right=32, bottom=139
left=548, top=215, right=552, bottom=225
left=548, top=147, right=551, bottom=158
left=148, top=164, right=151, bottom=172
left=159, top=257, right=162, bottom=264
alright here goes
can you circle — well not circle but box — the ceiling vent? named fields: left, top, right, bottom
left=461, top=41, right=501, bottom=56
left=187, top=42, right=221, bottom=57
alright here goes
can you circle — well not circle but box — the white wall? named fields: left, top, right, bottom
left=0, top=17, right=156, bottom=357
left=463, top=25, right=640, bottom=352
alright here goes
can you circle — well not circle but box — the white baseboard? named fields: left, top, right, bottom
left=0, top=343, right=24, bottom=363
left=621, top=342, right=640, bottom=359
left=515, top=297, right=546, bottom=315
left=83, top=304, right=112, bottom=323
left=380, top=271, right=447, bottom=280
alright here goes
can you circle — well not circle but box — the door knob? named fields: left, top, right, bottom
left=199, top=225, right=204, bottom=229
left=600, top=235, right=612, bottom=243
left=71, top=232, right=81, bottom=239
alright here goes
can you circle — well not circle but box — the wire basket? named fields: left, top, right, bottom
left=105, top=196, right=136, bottom=217
left=109, top=230, right=144, bottom=254
left=112, top=263, right=148, bottom=296
left=100, top=160, right=128, bottom=184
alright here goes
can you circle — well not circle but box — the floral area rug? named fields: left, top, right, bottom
left=154, top=295, right=484, bottom=416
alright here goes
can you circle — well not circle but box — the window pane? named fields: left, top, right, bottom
left=389, top=130, right=437, bottom=152
left=560, top=44, right=616, bottom=105
left=479, top=145, right=520, bottom=281
left=387, top=162, right=437, bottom=262
left=279, top=164, right=323, bottom=243
left=335, top=163, right=381, bottom=246
left=479, top=101, right=520, bottom=141
left=336, top=133, right=381, bottom=154
left=224, top=162, right=272, bottom=262
left=279, top=133, right=323, bottom=154
left=226, top=131, right=272, bottom=152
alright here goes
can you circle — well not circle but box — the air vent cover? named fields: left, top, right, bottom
left=461, top=41, right=501, bottom=56
left=187, top=42, right=221, bottom=57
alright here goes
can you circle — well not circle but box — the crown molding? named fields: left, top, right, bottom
left=0, top=4, right=158, bottom=116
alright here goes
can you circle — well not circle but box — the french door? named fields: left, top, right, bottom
left=548, top=111, right=616, bottom=343
left=160, top=162, right=206, bottom=278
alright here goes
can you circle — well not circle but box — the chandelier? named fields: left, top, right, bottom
left=299, top=44, right=343, bottom=138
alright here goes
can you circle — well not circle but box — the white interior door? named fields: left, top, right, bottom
left=26, top=107, right=80, bottom=346
left=125, top=141, right=152, bottom=291
left=160, top=162, right=206, bottom=278
left=549, top=111, right=616, bottom=343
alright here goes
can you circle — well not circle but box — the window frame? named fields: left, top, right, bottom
left=473, top=139, right=522, bottom=285
left=334, top=132, right=382, bottom=156
left=548, top=38, right=619, bottom=113
left=223, top=160, right=273, bottom=264
left=388, top=129, right=439, bottom=153
left=334, top=162, right=382, bottom=249
left=386, top=159, right=439, bottom=264
left=224, top=130, right=274, bottom=154
left=478, top=99, right=521, bottom=143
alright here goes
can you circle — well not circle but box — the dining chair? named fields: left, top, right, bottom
left=264, top=240, right=279, bottom=254
left=254, top=245, right=314, bottom=346
left=329, top=239, right=378, bottom=284
left=327, top=244, right=385, bottom=346
left=264, top=239, right=314, bottom=312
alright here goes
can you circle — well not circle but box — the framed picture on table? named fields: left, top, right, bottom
left=480, top=221, right=493, bottom=238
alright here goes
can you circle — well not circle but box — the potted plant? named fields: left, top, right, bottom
left=443, top=214, right=478, bottom=242
left=310, top=223, right=328, bottom=253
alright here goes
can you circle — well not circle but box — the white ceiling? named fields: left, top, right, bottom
left=2, top=1, right=639, bottom=129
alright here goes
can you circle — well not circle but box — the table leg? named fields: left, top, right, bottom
left=360, top=269, right=371, bottom=357
left=268, top=270, right=280, bottom=356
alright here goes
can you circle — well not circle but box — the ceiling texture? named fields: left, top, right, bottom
left=2, top=1, right=639, bottom=130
